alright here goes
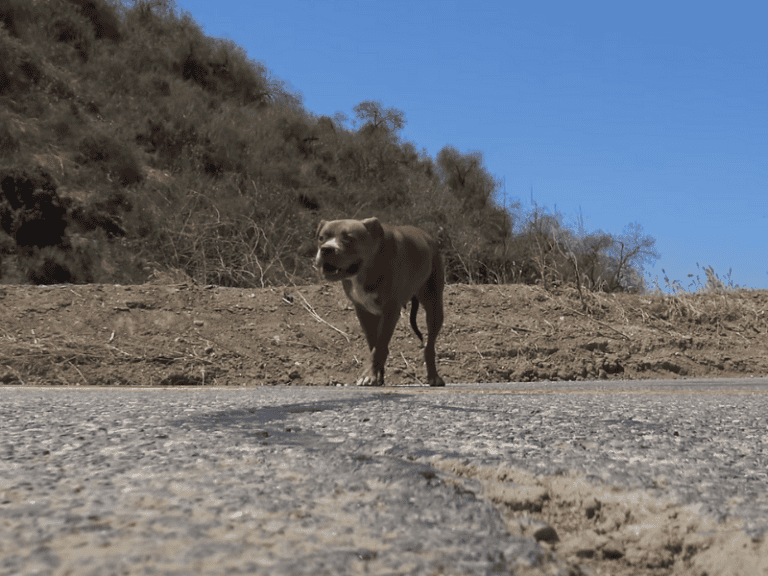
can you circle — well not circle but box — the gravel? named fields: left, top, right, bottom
left=1, top=382, right=767, bottom=575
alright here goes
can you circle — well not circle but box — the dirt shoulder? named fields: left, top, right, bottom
left=1, top=280, right=766, bottom=387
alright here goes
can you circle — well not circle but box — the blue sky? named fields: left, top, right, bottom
left=175, top=0, right=767, bottom=291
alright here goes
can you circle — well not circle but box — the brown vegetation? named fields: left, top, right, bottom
left=2, top=0, right=662, bottom=291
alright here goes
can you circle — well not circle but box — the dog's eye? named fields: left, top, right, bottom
left=341, top=232, right=351, bottom=242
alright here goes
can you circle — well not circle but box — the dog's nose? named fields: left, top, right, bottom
left=320, top=246, right=336, bottom=256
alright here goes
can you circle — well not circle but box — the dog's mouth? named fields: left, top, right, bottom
left=322, top=260, right=361, bottom=279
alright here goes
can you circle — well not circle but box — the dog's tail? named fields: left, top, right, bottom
left=409, top=296, right=424, bottom=344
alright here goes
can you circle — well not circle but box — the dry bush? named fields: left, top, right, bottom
left=643, top=265, right=761, bottom=329
left=75, top=133, right=143, bottom=186
left=134, top=173, right=314, bottom=287
left=0, top=113, right=20, bottom=156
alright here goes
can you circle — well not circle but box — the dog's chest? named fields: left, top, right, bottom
left=342, top=279, right=384, bottom=315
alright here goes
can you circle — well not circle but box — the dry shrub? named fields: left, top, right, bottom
left=134, top=173, right=314, bottom=287
left=75, top=133, right=143, bottom=186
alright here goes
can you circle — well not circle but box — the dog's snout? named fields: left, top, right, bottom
left=319, top=236, right=342, bottom=254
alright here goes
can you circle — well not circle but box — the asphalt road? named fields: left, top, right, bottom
left=1, top=378, right=767, bottom=575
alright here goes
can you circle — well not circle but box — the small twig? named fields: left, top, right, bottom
left=472, top=316, right=528, bottom=335
left=105, top=344, right=132, bottom=357
left=285, top=340, right=322, bottom=350
left=566, top=307, right=632, bottom=340
left=3, top=365, right=24, bottom=385
left=474, top=345, right=485, bottom=360
left=296, top=291, right=350, bottom=342
left=398, top=352, right=424, bottom=385
left=189, top=349, right=215, bottom=364
left=67, top=361, right=88, bottom=385
left=52, top=352, right=102, bottom=364
left=647, top=321, right=672, bottom=336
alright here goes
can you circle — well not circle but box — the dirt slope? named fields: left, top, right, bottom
left=1, top=278, right=766, bottom=387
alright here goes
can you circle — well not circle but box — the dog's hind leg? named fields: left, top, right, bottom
left=423, top=302, right=445, bottom=387
left=421, top=264, right=445, bottom=387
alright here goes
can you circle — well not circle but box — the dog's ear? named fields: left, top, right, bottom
left=361, top=217, right=383, bottom=238
left=315, top=220, right=327, bottom=239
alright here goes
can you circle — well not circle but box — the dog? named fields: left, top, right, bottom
left=315, top=217, right=445, bottom=387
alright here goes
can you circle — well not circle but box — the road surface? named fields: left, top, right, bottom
left=1, top=378, right=767, bottom=575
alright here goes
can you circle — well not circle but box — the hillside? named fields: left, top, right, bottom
left=1, top=0, right=658, bottom=290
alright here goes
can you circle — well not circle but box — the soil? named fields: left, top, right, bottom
left=1, top=275, right=767, bottom=388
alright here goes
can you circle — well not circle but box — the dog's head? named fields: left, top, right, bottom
left=314, top=217, right=384, bottom=281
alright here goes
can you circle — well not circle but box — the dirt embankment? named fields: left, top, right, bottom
left=1, top=279, right=767, bottom=387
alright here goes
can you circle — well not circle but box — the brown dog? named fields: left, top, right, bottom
left=315, top=217, right=445, bottom=387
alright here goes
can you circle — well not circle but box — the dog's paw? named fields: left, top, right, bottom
left=427, top=376, right=445, bottom=387
left=356, top=367, right=384, bottom=386
left=356, top=376, right=382, bottom=387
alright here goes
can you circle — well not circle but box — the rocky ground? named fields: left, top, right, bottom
left=1, top=278, right=766, bottom=388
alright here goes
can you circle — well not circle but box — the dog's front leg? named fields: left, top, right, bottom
left=354, top=303, right=399, bottom=386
